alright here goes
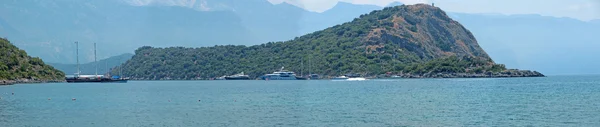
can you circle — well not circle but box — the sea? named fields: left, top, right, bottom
left=1, top=75, right=599, bottom=127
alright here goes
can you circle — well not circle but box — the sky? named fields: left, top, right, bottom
left=266, top=0, right=600, bottom=21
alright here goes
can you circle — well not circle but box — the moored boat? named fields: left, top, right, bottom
left=224, top=72, right=251, bottom=80
left=215, top=76, right=226, bottom=80
left=66, top=75, right=128, bottom=83
left=296, top=76, right=308, bottom=80
left=66, top=42, right=128, bottom=83
left=309, top=74, right=320, bottom=80
left=261, top=67, right=298, bottom=80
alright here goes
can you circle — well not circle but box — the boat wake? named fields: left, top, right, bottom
left=347, top=78, right=367, bottom=81
left=332, top=78, right=368, bottom=81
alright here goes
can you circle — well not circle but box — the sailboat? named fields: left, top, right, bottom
left=295, top=59, right=308, bottom=80
left=308, top=56, right=319, bottom=80
left=65, top=42, right=128, bottom=83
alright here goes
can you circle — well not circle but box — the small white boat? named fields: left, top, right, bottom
left=347, top=77, right=367, bottom=81
left=215, top=76, right=226, bottom=80
left=331, top=74, right=368, bottom=81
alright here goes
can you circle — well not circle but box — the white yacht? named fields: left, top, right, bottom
left=261, top=67, right=298, bottom=80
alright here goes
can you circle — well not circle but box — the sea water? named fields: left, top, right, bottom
left=1, top=75, right=599, bottom=126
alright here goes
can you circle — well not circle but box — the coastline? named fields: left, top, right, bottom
left=0, top=73, right=545, bottom=84
left=380, top=70, right=545, bottom=78
left=0, top=80, right=65, bottom=85
left=123, top=70, right=544, bottom=80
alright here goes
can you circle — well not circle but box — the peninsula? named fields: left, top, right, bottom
left=113, top=4, right=544, bottom=80
left=0, top=38, right=65, bottom=85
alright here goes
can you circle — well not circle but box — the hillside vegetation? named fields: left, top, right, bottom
left=0, top=38, right=64, bottom=80
left=115, top=4, right=542, bottom=80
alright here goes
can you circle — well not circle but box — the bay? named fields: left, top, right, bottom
left=1, top=75, right=599, bottom=126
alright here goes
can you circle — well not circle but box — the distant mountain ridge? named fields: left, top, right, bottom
left=0, top=0, right=258, bottom=64
left=0, top=0, right=399, bottom=64
left=48, top=53, right=134, bottom=75
left=299, top=2, right=383, bottom=34
left=449, top=13, right=600, bottom=75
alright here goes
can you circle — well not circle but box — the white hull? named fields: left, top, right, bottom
left=332, top=77, right=368, bottom=81
left=347, top=78, right=367, bottom=81
left=264, top=76, right=297, bottom=80
left=262, top=67, right=298, bottom=80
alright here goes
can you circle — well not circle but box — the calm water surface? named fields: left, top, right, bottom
left=1, top=76, right=599, bottom=126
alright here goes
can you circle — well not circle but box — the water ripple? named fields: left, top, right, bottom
left=0, top=76, right=599, bottom=126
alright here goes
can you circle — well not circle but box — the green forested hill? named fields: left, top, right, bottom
left=0, top=38, right=64, bottom=80
left=115, top=4, right=539, bottom=80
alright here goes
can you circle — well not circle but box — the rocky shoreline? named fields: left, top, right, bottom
left=379, top=69, right=545, bottom=78
left=124, top=70, right=544, bottom=80
left=0, top=79, right=65, bottom=85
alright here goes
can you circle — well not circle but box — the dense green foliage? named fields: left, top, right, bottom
left=404, top=56, right=506, bottom=74
left=0, top=38, right=65, bottom=80
left=115, top=4, right=503, bottom=80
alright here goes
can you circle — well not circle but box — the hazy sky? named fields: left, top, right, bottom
left=267, top=0, right=600, bottom=21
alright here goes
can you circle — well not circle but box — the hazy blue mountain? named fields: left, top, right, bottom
left=216, top=0, right=308, bottom=42
left=0, top=17, right=19, bottom=39
left=299, top=2, right=384, bottom=34
left=0, top=0, right=393, bottom=64
left=47, top=53, right=134, bottom=75
left=449, top=13, right=600, bottom=75
left=386, top=2, right=404, bottom=7
left=0, top=0, right=257, bottom=64
left=592, top=19, right=600, bottom=25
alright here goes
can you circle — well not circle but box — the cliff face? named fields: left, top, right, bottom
left=116, top=4, right=537, bottom=80
left=0, top=38, right=65, bottom=81
left=358, top=4, right=490, bottom=60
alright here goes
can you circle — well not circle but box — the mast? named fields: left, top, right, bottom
left=75, top=41, right=80, bottom=77
left=308, top=56, right=312, bottom=77
left=308, top=56, right=311, bottom=75
left=105, top=58, right=108, bottom=76
left=301, top=58, right=303, bottom=76
left=119, top=57, right=122, bottom=77
left=94, top=43, right=97, bottom=76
